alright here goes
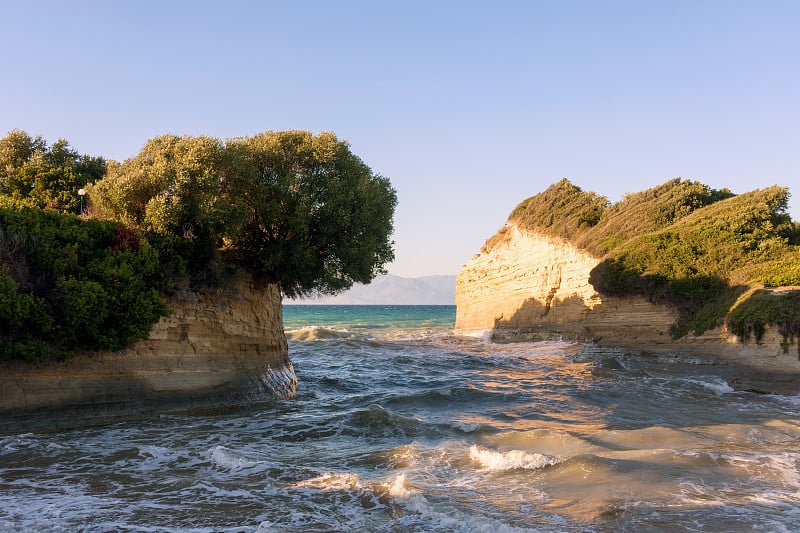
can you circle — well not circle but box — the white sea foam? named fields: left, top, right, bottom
left=728, top=452, right=800, bottom=490
left=285, top=326, right=356, bottom=341
left=391, top=489, right=540, bottom=533
left=469, top=445, right=560, bottom=471
left=208, top=445, right=264, bottom=471
left=132, top=445, right=198, bottom=473
left=456, top=328, right=495, bottom=344
left=681, top=377, right=734, bottom=395
left=295, top=472, right=364, bottom=491
left=386, top=473, right=415, bottom=498
left=451, top=420, right=483, bottom=433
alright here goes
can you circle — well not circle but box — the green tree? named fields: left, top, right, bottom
left=225, top=130, right=397, bottom=297
left=0, top=129, right=46, bottom=190
left=88, top=134, right=231, bottom=283
left=0, top=130, right=106, bottom=213
left=90, top=130, right=397, bottom=298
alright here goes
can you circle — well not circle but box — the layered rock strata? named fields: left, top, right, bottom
left=0, top=280, right=296, bottom=429
left=455, top=223, right=800, bottom=392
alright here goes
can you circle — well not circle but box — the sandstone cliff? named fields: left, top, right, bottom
left=455, top=223, right=800, bottom=392
left=0, top=280, right=296, bottom=429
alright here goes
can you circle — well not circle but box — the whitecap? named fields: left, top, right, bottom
left=451, top=420, right=483, bottom=433
left=681, top=377, right=734, bottom=395
left=295, top=472, right=364, bottom=491
left=390, top=484, right=540, bottom=532
left=469, top=445, right=560, bottom=471
left=386, top=472, right=415, bottom=498
left=208, top=445, right=263, bottom=471
left=285, top=326, right=356, bottom=341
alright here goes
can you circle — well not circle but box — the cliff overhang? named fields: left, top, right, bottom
left=0, top=280, right=296, bottom=431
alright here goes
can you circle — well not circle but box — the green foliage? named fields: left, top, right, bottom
left=510, top=178, right=609, bottom=241
left=579, top=178, right=734, bottom=255
left=511, top=178, right=734, bottom=256
left=0, top=130, right=106, bottom=213
left=88, top=134, right=230, bottom=286
left=91, top=130, right=397, bottom=298
left=0, top=207, right=184, bottom=361
left=515, top=178, right=799, bottom=339
left=728, top=290, right=800, bottom=347
left=225, top=131, right=397, bottom=297
left=0, top=128, right=396, bottom=360
left=749, top=251, right=800, bottom=287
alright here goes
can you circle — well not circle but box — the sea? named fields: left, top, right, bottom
left=1, top=304, right=799, bottom=532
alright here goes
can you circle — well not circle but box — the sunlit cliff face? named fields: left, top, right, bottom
left=455, top=224, right=604, bottom=334
left=454, top=223, right=678, bottom=343
left=455, top=222, right=800, bottom=382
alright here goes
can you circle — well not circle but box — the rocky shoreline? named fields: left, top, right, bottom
left=456, top=223, right=800, bottom=395
left=0, top=280, right=296, bottom=432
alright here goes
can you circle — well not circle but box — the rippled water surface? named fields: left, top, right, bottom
left=2, top=305, right=799, bottom=532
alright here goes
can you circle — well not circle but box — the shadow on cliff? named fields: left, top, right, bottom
left=588, top=258, right=747, bottom=339
left=492, top=294, right=594, bottom=342
left=493, top=258, right=745, bottom=342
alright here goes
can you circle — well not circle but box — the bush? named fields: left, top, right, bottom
left=515, top=179, right=799, bottom=339
left=0, top=207, right=185, bottom=360
left=728, top=290, right=800, bottom=347
left=0, top=130, right=106, bottom=213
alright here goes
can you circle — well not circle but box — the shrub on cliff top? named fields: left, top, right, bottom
left=510, top=178, right=734, bottom=256
left=728, top=289, right=800, bottom=348
left=89, top=131, right=397, bottom=298
left=0, top=207, right=185, bottom=361
left=510, top=178, right=609, bottom=242
left=0, top=130, right=106, bottom=213
left=509, top=178, right=798, bottom=340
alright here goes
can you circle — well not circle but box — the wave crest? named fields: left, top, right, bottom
left=285, top=326, right=356, bottom=341
left=469, top=445, right=561, bottom=471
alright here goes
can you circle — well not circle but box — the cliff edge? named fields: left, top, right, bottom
left=0, top=280, right=296, bottom=430
left=455, top=179, right=800, bottom=394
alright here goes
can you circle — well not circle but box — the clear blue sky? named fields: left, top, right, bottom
left=2, top=1, right=798, bottom=277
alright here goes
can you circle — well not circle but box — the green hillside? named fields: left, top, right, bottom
left=509, top=178, right=800, bottom=343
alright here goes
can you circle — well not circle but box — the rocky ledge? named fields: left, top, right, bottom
left=455, top=223, right=800, bottom=394
left=0, top=280, right=296, bottom=431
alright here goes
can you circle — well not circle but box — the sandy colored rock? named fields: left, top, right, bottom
left=0, top=280, right=296, bottom=428
left=455, top=223, right=800, bottom=391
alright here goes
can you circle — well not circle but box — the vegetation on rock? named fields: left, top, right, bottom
left=0, top=130, right=397, bottom=360
left=0, top=207, right=185, bottom=360
left=728, top=289, right=800, bottom=348
left=0, top=130, right=106, bottom=213
left=89, top=130, right=397, bottom=298
left=509, top=178, right=800, bottom=341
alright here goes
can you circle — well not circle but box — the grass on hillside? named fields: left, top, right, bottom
left=506, top=178, right=800, bottom=343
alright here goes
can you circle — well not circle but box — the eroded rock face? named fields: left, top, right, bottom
left=455, top=223, right=800, bottom=387
left=456, top=224, right=677, bottom=342
left=0, top=280, right=296, bottom=427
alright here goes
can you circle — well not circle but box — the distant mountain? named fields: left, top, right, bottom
left=285, top=274, right=456, bottom=305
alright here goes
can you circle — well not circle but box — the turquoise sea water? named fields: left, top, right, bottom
left=283, top=304, right=456, bottom=338
left=2, top=305, right=800, bottom=532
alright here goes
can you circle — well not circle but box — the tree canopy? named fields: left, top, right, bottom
left=0, top=130, right=106, bottom=213
left=88, top=130, right=397, bottom=297
left=0, top=129, right=397, bottom=360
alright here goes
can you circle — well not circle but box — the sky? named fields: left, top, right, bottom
left=2, top=1, right=798, bottom=277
